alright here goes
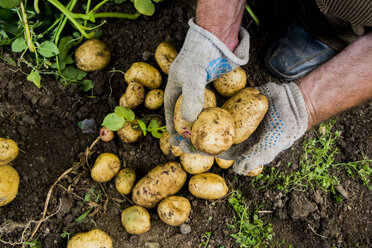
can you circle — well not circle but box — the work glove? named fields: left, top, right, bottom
left=176, top=82, right=308, bottom=175
left=164, top=18, right=250, bottom=135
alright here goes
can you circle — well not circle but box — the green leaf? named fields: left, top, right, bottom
left=61, top=66, right=87, bottom=81
left=64, top=55, right=74, bottom=64
left=102, top=113, right=125, bottom=131
left=114, top=106, right=135, bottom=121
left=74, top=208, right=92, bottom=224
left=37, top=41, right=59, bottom=58
left=11, top=37, right=27, bottom=52
left=148, top=119, right=159, bottom=130
left=137, top=119, right=147, bottom=136
left=58, top=36, right=74, bottom=62
left=27, top=70, right=42, bottom=88
left=152, top=0, right=164, bottom=2
left=134, top=0, right=155, bottom=16
left=78, top=80, right=93, bottom=92
left=114, top=0, right=126, bottom=3
left=151, top=130, right=162, bottom=139
left=0, top=0, right=21, bottom=9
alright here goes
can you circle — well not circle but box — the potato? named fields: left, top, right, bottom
left=189, top=173, right=228, bottom=200
left=117, top=119, right=143, bottom=143
left=213, top=67, right=247, bottom=97
left=159, top=131, right=183, bottom=157
left=191, top=107, right=235, bottom=156
left=0, top=164, right=20, bottom=207
left=174, top=89, right=216, bottom=138
left=125, top=62, right=162, bottom=89
left=99, top=127, right=114, bottom=142
left=180, top=153, right=214, bottom=174
left=144, top=89, right=164, bottom=110
left=75, top=39, right=111, bottom=72
left=246, top=165, right=264, bottom=177
left=222, top=87, right=268, bottom=144
left=132, top=161, right=187, bottom=208
left=91, top=153, right=121, bottom=182
left=115, top=168, right=136, bottom=195
left=67, top=229, right=113, bottom=248
left=155, top=42, right=178, bottom=74
left=120, top=82, right=145, bottom=109
left=215, top=158, right=234, bottom=169
left=157, top=196, right=191, bottom=226
left=0, top=138, right=19, bottom=166
left=121, top=205, right=151, bottom=234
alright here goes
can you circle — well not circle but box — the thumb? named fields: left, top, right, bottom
left=180, top=83, right=206, bottom=122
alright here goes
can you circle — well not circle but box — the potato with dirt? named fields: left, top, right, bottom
left=75, top=39, right=111, bottom=72
left=121, top=205, right=151, bottom=234
left=180, top=153, right=214, bottom=174
left=132, top=161, right=187, bottom=208
left=189, top=173, right=228, bottom=200
left=115, top=168, right=136, bottom=195
left=159, top=131, right=183, bottom=157
left=119, top=82, right=145, bottom=109
left=91, top=153, right=121, bottom=182
left=191, top=107, right=235, bottom=155
left=222, top=87, right=268, bottom=144
left=144, top=89, right=164, bottom=110
left=0, top=164, right=20, bottom=207
left=155, top=42, right=178, bottom=74
left=125, top=62, right=162, bottom=89
left=215, top=158, right=234, bottom=169
left=99, top=127, right=114, bottom=142
left=117, top=119, right=143, bottom=143
left=0, top=138, right=19, bottom=166
left=67, top=228, right=113, bottom=248
left=157, top=196, right=191, bottom=226
left=174, top=89, right=217, bottom=138
left=213, top=67, right=247, bottom=97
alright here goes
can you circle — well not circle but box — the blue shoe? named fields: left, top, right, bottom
left=265, top=23, right=338, bottom=81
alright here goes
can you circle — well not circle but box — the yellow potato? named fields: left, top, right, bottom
left=159, top=131, right=183, bottom=157
left=99, top=127, right=114, bottom=142
left=180, top=153, right=214, bottom=174
left=174, top=89, right=216, bottom=138
left=215, top=158, right=234, bottom=169
left=144, top=89, right=164, bottom=110
left=75, top=39, right=111, bottom=72
left=189, top=173, right=228, bottom=200
left=157, top=196, right=191, bottom=226
left=191, top=107, right=235, bottom=156
left=117, top=119, right=143, bottom=143
left=122, top=82, right=145, bottom=109
left=125, top=62, right=162, bottom=89
left=213, top=67, right=247, bottom=97
left=67, top=229, right=113, bottom=248
left=222, top=87, right=268, bottom=144
left=115, top=168, right=136, bottom=195
left=91, top=153, right=121, bottom=183
left=121, top=205, right=151, bottom=234
left=0, top=138, right=19, bottom=166
left=246, top=165, right=264, bottom=177
left=155, top=42, right=178, bottom=74
left=0, top=164, right=20, bottom=207
left=132, top=161, right=187, bottom=208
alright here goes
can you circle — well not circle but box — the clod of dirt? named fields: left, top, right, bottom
left=288, top=192, right=317, bottom=220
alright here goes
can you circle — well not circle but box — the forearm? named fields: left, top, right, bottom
left=196, top=0, right=246, bottom=51
left=298, top=32, right=372, bottom=129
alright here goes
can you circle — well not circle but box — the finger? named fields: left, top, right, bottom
left=180, top=81, right=206, bottom=122
left=164, top=78, right=181, bottom=134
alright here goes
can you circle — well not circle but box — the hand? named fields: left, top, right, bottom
left=164, top=19, right=250, bottom=135
left=177, top=82, right=309, bottom=175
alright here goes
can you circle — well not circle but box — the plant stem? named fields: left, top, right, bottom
left=245, top=3, right=259, bottom=26
left=94, top=12, right=141, bottom=19
left=20, top=2, right=35, bottom=52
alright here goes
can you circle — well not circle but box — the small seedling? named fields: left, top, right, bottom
left=198, top=231, right=212, bottom=248
left=22, top=239, right=42, bottom=248
left=74, top=207, right=92, bottom=225
left=61, top=230, right=73, bottom=240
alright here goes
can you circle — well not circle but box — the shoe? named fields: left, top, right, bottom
left=265, top=22, right=338, bottom=81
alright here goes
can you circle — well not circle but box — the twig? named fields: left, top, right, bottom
left=334, top=185, right=350, bottom=199
left=308, top=224, right=327, bottom=239
left=257, top=210, right=274, bottom=214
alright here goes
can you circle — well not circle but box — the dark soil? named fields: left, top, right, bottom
left=0, top=0, right=371, bottom=247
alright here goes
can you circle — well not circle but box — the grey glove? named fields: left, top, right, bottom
left=177, top=82, right=308, bottom=175
left=164, top=19, right=250, bottom=134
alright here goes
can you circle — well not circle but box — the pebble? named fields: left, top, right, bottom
left=145, top=242, right=160, bottom=248
left=180, top=223, right=191, bottom=234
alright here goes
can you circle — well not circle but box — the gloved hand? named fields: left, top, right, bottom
left=164, top=19, right=250, bottom=135
left=177, top=82, right=309, bottom=175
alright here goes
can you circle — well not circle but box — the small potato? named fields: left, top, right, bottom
left=174, top=89, right=216, bottom=138
left=191, top=107, right=235, bottom=156
left=115, top=168, right=136, bottom=195
left=75, top=39, right=111, bottom=72
left=0, top=164, right=20, bottom=207
left=100, top=127, right=114, bottom=142
left=117, top=119, right=143, bottom=143
left=213, top=67, right=247, bottom=97
left=132, top=162, right=187, bottom=208
left=189, top=173, right=228, bottom=200
left=67, top=229, right=113, bottom=248
left=157, top=196, right=191, bottom=226
left=159, top=131, right=183, bottom=157
left=125, top=62, right=162, bottom=89
left=91, top=153, right=121, bottom=182
left=121, top=205, right=151, bottom=234
left=222, top=87, right=268, bottom=144
left=122, top=82, right=145, bottom=109
left=144, top=89, right=164, bottom=110
left=215, top=158, right=234, bottom=169
left=180, top=153, right=214, bottom=174
left=0, top=138, right=19, bottom=166
left=246, top=165, right=264, bottom=177
left=155, top=42, right=178, bottom=74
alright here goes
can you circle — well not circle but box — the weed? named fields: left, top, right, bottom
left=22, top=239, right=42, bottom=248
left=60, top=230, right=73, bottom=240
left=227, top=191, right=273, bottom=247
left=198, top=231, right=212, bottom=248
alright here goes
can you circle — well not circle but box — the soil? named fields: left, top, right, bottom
left=0, top=0, right=371, bottom=247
